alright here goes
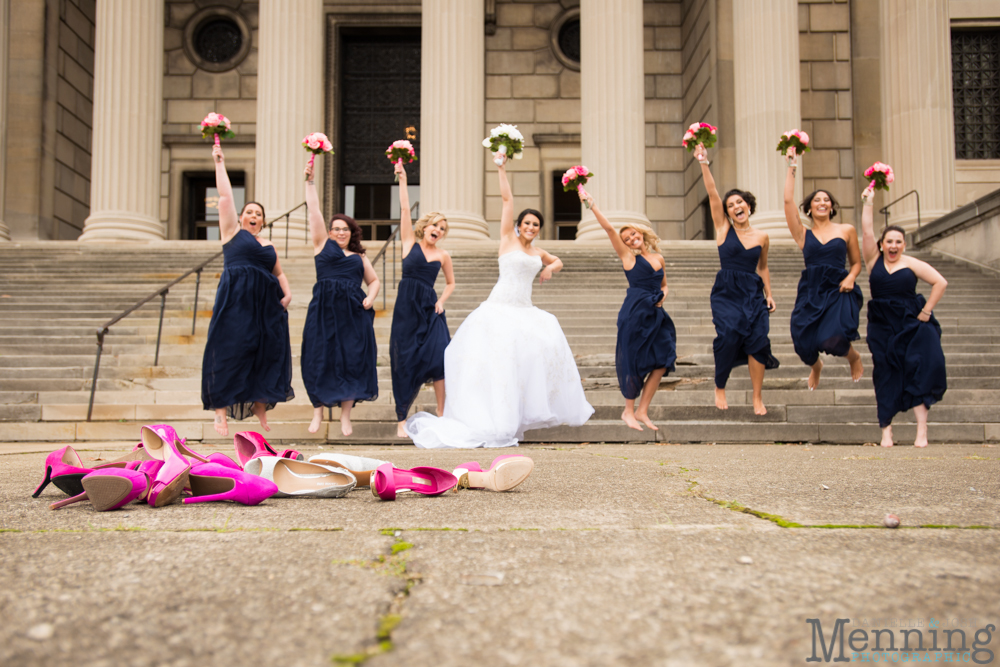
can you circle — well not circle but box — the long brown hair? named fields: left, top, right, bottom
left=329, top=214, right=365, bottom=255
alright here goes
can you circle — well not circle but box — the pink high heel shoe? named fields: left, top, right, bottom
left=233, top=432, right=303, bottom=467
left=32, top=445, right=153, bottom=498
left=140, top=424, right=240, bottom=470
left=371, top=463, right=457, bottom=501
left=182, top=462, right=278, bottom=505
left=49, top=461, right=164, bottom=512
left=140, top=424, right=192, bottom=507
left=453, top=455, right=534, bottom=492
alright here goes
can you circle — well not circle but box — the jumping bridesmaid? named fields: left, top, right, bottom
left=694, top=143, right=779, bottom=415
left=300, top=159, right=380, bottom=436
left=583, top=192, right=676, bottom=431
left=783, top=149, right=864, bottom=389
left=860, top=184, right=947, bottom=447
left=202, top=143, right=294, bottom=436
left=389, top=161, right=455, bottom=437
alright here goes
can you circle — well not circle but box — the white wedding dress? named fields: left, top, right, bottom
left=406, top=250, right=594, bottom=449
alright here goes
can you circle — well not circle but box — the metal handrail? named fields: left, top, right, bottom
left=878, top=190, right=921, bottom=230
left=369, top=201, right=419, bottom=311
left=689, top=228, right=704, bottom=240
left=86, top=201, right=308, bottom=421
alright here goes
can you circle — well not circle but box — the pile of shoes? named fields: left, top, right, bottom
left=31, top=424, right=535, bottom=511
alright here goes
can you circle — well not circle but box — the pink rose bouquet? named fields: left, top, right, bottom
left=483, top=124, right=524, bottom=166
left=776, top=129, right=810, bottom=156
left=201, top=112, right=235, bottom=145
left=864, top=161, right=895, bottom=191
left=562, top=165, right=594, bottom=209
left=302, top=132, right=334, bottom=175
left=681, top=122, right=717, bottom=152
left=386, top=139, right=418, bottom=182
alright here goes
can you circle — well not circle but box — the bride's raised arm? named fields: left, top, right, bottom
left=498, top=156, right=515, bottom=240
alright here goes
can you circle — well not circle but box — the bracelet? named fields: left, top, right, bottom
left=306, top=180, right=315, bottom=186
left=697, top=159, right=710, bottom=166
left=920, top=309, right=931, bottom=316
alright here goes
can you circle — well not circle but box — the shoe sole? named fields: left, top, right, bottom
left=152, top=468, right=190, bottom=507
left=469, top=458, right=535, bottom=492
left=52, top=473, right=87, bottom=497
left=82, top=476, right=134, bottom=511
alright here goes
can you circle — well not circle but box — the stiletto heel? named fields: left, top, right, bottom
left=234, top=432, right=302, bottom=467
left=49, top=461, right=163, bottom=512
left=33, top=445, right=153, bottom=498
left=140, top=425, right=192, bottom=507
left=183, top=463, right=278, bottom=505
left=453, top=455, right=534, bottom=492
left=371, top=463, right=457, bottom=501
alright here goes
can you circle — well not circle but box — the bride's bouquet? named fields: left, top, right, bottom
left=864, top=162, right=895, bottom=191
left=776, top=129, right=810, bottom=159
left=681, top=122, right=717, bottom=151
left=562, top=166, right=594, bottom=210
left=201, top=112, right=235, bottom=145
left=483, top=124, right=524, bottom=166
left=386, top=140, right=417, bottom=182
left=302, top=132, right=334, bottom=175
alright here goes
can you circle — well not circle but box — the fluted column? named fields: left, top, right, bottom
left=0, top=0, right=10, bottom=242
left=732, top=0, right=802, bottom=239
left=577, top=0, right=650, bottom=240
left=79, top=0, right=164, bottom=242
left=420, top=0, right=488, bottom=239
left=880, top=0, right=955, bottom=230
left=256, top=0, right=323, bottom=239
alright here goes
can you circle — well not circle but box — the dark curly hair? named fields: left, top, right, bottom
left=877, top=224, right=906, bottom=253
left=517, top=208, right=545, bottom=230
left=800, top=189, right=839, bottom=219
left=723, top=189, right=756, bottom=221
left=328, top=214, right=366, bottom=255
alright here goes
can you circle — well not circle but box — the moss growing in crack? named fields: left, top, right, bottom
left=391, top=542, right=413, bottom=555
left=406, top=527, right=469, bottom=532
left=377, top=614, right=401, bottom=640
left=380, top=527, right=402, bottom=536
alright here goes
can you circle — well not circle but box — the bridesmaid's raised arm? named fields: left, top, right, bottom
left=585, top=193, right=633, bottom=265
left=214, top=144, right=239, bottom=243
left=304, top=159, right=327, bottom=251
left=397, top=162, right=415, bottom=256
left=783, top=149, right=806, bottom=249
left=694, top=143, right=727, bottom=237
left=860, top=185, right=879, bottom=271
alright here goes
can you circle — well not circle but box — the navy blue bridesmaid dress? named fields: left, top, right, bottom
left=390, top=243, right=450, bottom=421
left=616, top=255, right=677, bottom=399
left=866, top=257, right=947, bottom=427
left=202, top=229, right=294, bottom=419
left=301, top=240, right=378, bottom=408
left=710, top=226, right=780, bottom=388
left=790, top=229, right=863, bottom=366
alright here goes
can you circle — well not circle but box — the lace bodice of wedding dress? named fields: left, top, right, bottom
left=486, top=250, right=541, bottom=307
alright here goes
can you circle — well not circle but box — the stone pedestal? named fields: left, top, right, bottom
left=879, top=0, right=955, bottom=230
left=79, top=0, right=165, bottom=242
left=255, top=0, right=324, bottom=239
left=732, top=0, right=802, bottom=239
left=577, top=0, right=650, bottom=240
left=420, top=0, right=488, bottom=239
left=0, top=0, right=9, bottom=242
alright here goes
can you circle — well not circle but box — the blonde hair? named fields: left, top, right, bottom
left=619, top=225, right=661, bottom=255
left=413, top=211, right=448, bottom=240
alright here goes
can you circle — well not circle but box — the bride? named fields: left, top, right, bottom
left=406, top=155, right=594, bottom=448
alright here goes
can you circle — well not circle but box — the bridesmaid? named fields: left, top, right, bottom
left=694, top=143, right=779, bottom=415
left=202, top=143, right=294, bottom=436
left=390, top=161, right=455, bottom=437
left=301, top=159, right=380, bottom=436
left=583, top=192, right=676, bottom=431
left=860, top=184, right=948, bottom=447
left=782, top=149, right=864, bottom=389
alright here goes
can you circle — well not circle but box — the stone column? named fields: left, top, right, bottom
left=577, top=0, right=650, bottom=240
left=879, top=0, right=955, bottom=230
left=0, top=0, right=10, bottom=242
left=79, top=0, right=165, bottom=242
left=255, top=0, right=324, bottom=240
left=732, top=0, right=802, bottom=239
left=421, top=0, right=488, bottom=239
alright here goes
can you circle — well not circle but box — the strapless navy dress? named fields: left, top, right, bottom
left=790, top=230, right=863, bottom=366
left=390, top=243, right=450, bottom=421
left=710, top=226, right=779, bottom=388
left=202, top=229, right=294, bottom=419
left=301, top=240, right=378, bottom=408
left=616, top=255, right=677, bottom=399
left=867, top=257, right=947, bottom=427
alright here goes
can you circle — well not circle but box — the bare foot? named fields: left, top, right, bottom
left=847, top=348, right=863, bottom=382
left=213, top=411, right=228, bottom=436
left=341, top=416, right=353, bottom=437
left=880, top=426, right=894, bottom=448
left=396, top=422, right=408, bottom=438
left=308, top=411, right=322, bottom=434
left=621, top=409, right=644, bottom=431
left=252, top=402, right=270, bottom=432
left=715, top=388, right=729, bottom=410
left=752, top=393, right=767, bottom=416
left=808, top=360, right=824, bottom=390
left=635, top=412, right=659, bottom=431
left=914, top=427, right=928, bottom=448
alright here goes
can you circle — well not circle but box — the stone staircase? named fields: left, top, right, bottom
left=1, top=238, right=998, bottom=445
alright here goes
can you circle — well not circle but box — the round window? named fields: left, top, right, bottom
left=550, top=9, right=581, bottom=71
left=183, top=8, right=252, bottom=72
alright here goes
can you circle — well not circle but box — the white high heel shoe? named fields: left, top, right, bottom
left=244, top=457, right=356, bottom=498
